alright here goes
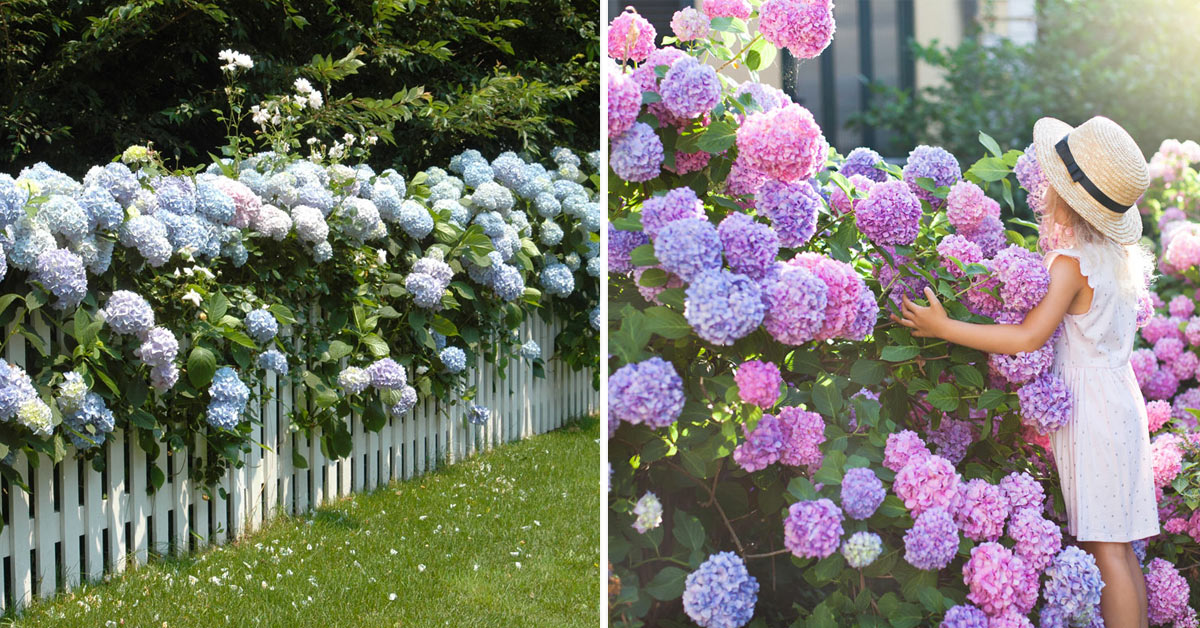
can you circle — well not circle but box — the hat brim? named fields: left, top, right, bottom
left=1032, top=117, right=1143, bottom=245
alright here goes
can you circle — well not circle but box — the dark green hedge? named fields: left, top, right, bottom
left=0, top=0, right=598, bottom=177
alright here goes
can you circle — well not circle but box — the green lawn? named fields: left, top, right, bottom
left=5, top=417, right=600, bottom=628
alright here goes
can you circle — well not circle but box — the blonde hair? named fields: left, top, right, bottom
left=1038, top=186, right=1155, bottom=298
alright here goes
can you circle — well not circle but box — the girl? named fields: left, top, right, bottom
left=894, top=116, right=1158, bottom=627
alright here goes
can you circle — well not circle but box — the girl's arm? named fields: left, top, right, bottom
left=890, top=255, right=1087, bottom=355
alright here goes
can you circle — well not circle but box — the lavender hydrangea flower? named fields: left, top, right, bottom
left=839, top=147, right=888, bottom=182
left=734, top=414, right=783, bottom=472
left=641, top=187, right=705, bottom=240
left=244, top=308, right=278, bottom=344
left=902, top=145, right=961, bottom=208
left=440, top=346, right=467, bottom=373
left=134, top=326, right=178, bottom=370
left=1043, top=546, right=1105, bottom=625
left=390, top=385, right=418, bottom=415
left=684, top=269, right=764, bottom=345
left=467, top=404, right=490, bottom=425
left=784, top=498, right=844, bottom=559
left=841, top=531, right=883, bottom=568
left=1006, top=507, right=1062, bottom=572
left=611, top=122, right=664, bottom=183
left=929, top=418, right=973, bottom=464
left=856, top=180, right=922, bottom=245
left=841, top=467, right=885, bottom=520
left=660, top=57, right=721, bottom=119
left=716, top=213, right=779, bottom=280
left=761, top=264, right=828, bottom=344
left=207, top=367, right=249, bottom=430
left=754, top=179, right=820, bottom=248
left=120, top=215, right=173, bottom=267
left=609, top=357, right=685, bottom=429
left=682, top=552, right=758, bottom=628
left=1017, top=373, right=1072, bottom=434
left=993, top=245, right=1050, bottom=312
left=367, top=358, right=406, bottom=390
left=654, top=218, right=722, bottom=282
left=904, top=507, right=959, bottom=570
left=100, top=290, right=155, bottom=336
left=631, top=491, right=663, bottom=533
left=941, top=605, right=989, bottom=628
left=540, top=263, right=575, bottom=297
left=35, top=248, right=88, bottom=309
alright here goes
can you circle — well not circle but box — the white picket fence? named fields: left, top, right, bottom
left=0, top=315, right=596, bottom=610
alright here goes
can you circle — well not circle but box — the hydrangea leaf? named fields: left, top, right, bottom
left=186, top=346, right=216, bottom=388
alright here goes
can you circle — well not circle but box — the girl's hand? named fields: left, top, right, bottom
left=891, top=286, right=949, bottom=339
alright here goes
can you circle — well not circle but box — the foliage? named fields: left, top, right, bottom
left=607, top=8, right=1200, bottom=627
left=6, top=416, right=601, bottom=626
left=0, top=0, right=599, bottom=177
left=0, top=75, right=599, bottom=507
left=853, top=0, right=1200, bottom=163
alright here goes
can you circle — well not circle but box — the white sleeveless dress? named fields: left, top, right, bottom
left=1044, top=247, right=1159, bottom=542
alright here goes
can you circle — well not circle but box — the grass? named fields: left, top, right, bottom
left=5, top=416, right=601, bottom=627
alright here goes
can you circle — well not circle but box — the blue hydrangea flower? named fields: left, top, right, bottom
left=474, top=211, right=506, bottom=238
left=338, top=366, right=370, bottom=395
left=39, top=195, right=90, bottom=242
left=19, top=162, right=81, bottom=196
left=540, top=263, right=575, bottom=298
left=429, top=180, right=462, bottom=203
left=413, top=256, right=453, bottom=285
left=440, top=346, right=467, bottom=373
left=244, top=308, right=279, bottom=344
left=154, top=176, right=197, bottom=215
left=292, top=205, right=330, bottom=244
left=0, top=361, right=38, bottom=421
left=100, top=290, right=155, bottom=336
left=377, top=169, right=405, bottom=198
left=684, top=269, right=765, bottom=345
left=682, top=552, right=758, bottom=628
left=210, top=366, right=250, bottom=406
left=338, top=197, right=383, bottom=242
left=372, top=183, right=403, bottom=222
left=586, top=257, right=600, bottom=277
left=88, top=162, right=139, bottom=206
left=492, top=264, right=525, bottom=301
left=258, top=349, right=289, bottom=375
left=206, top=401, right=244, bottom=430
left=296, top=182, right=335, bottom=216
left=539, top=221, right=564, bottom=246
left=0, top=173, right=29, bottom=228
left=77, top=185, right=125, bottom=231
left=223, top=237, right=248, bottom=267
left=35, top=248, right=88, bottom=309
left=150, top=363, right=179, bottom=391
left=63, top=391, right=115, bottom=448
left=195, top=181, right=236, bottom=224
left=610, top=357, right=686, bottom=429
left=491, top=152, right=529, bottom=190
left=467, top=404, right=490, bottom=425
left=450, top=149, right=486, bottom=174
left=534, top=193, right=561, bottom=218
left=396, top=200, right=434, bottom=239
left=470, top=181, right=515, bottom=213
left=406, top=272, right=445, bottom=309
left=367, top=358, right=406, bottom=390
left=120, top=215, right=173, bottom=267
left=264, top=172, right=299, bottom=207
left=519, top=340, right=540, bottom=361
left=8, top=217, right=56, bottom=271
left=589, top=306, right=600, bottom=330
left=390, top=385, right=418, bottom=415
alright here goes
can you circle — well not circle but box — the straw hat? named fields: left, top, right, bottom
left=1032, top=116, right=1150, bottom=244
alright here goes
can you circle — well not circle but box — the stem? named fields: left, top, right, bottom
left=717, top=33, right=763, bottom=71
left=744, top=548, right=791, bottom=559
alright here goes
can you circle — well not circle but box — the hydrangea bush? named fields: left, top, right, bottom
left=0, top=51, right=599, bottom=499
left=606, top=7, right=1199, bottom=626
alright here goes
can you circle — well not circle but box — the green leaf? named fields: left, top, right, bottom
left=966, top=156, right=1009, bottom=182
left=849, top=360, right=887, bottom=386
left=811, top=374, right=843, bottom=417
left=206, top=291, right=229, bottom=321
left=149, top=465, right=165, bottom=493
left=361, top=333, right=390, bottom=357
left=978, top=389, right=1008, bottom=410
left=644, top=306, right=691, bottom=340
left=327, top=340, right=353, bottom=361
left=223, top=329, right=258, bottom=349
left=926, top=383, right=959, bottom=412
left=645, top=566, right=688, bottom=601
left=0, top=293, right=22, bottom=319
left=291, top=448, right=309, bottom=470
left=268, top=303, right=297, bottom=325
left=362, top=399, right=387, bottom=432
left=978, top=131, right=1003, bottom=158
left=672, top=511, right=705, bottom=551
left=187, top=346, right=217, bottom=388
left=629, top=244, right=658, bottom=267
left=430, top=315, right=459, bottom=337
left=696, top=120, right=738, bottom=154
left=951, top=365, right=985, bottom=389
left=880, top=345, right=919, bottom=362
left=812, top=554, right=845, bottom=585
left=809, top=602, right=838, bottom=628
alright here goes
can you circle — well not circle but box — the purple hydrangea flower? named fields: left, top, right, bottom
left=641, top=187, right=706, bottom=239
left=660, top=57, right=721, bottom=119
left=754, top=179, right=820, bottom=248
left=717, top=213, right=779, bottom=280
left=936, top=234, right=984, bottom=279
left=941, top=605, right=989, bottom=628
left=998, top=471, right=1045, bottom=514
left=839, top=147, right=888, bottom=182
left=992, top=245, right=1051, bottom=312
left=904, top=507, right=959, bottom=570
left=35, top=248, right=88, bottom=309
left=784, top=498, right=844, bottom=559
left=856, top=180, right=923, bottom=246
left=902, top=145, right=961, bottom=208
left=929, top=418, right=973, bottom=464
left=733, top=414, right=784, bottom=472
left=367, top=358, right=406, bottom=390
left=761, top=264, right=828, bottom=344
left=960, top=214, right=1006, bottom=258
left=134, top=326, right=178, bottom=369
left=1146, top=558, right=1192, bottom=625
left=390, top=385, right=418, bottom=415
left=682, top=552, right=758, bottom=628
left=611, top=122, right=664, bottom=183
left=654, top=218, right=722, bottom=282
left=1014, top=143, right=1048, bottom=214
left=1006, top=507, right=1062, bottom=572
left=1017, top=373, right=1072, bottom=434
left=777, top=406, right=825, bottom=468
left=1043, top=546, right=1105, bottom=625
left=467, top=404, right=490, bottom=425
left=609, top=357, right=685, bottom=429
left=841, top=467, right=885, bottom=520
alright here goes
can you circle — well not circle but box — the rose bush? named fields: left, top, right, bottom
left=606, top=5, right=1199, bottom=626
left=0, top=50, right=599, bottom=505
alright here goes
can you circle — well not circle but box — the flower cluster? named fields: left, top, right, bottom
left=682, top=552, right=758, bottom=628
left=207, top=367, right=250, bottom=430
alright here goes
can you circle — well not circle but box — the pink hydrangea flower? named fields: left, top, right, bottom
left=1145, top=558, right=1191, bottom=625
left=1144, top=315, right=1184, bottom=345
left=1152, top=434, right=1185, bottom=488
left=735, top=103, right=827, bottom=183
left=670, top=7, right=710, bottom=41
left=1132, top=348, right=1158, bottom=387
left=883, top=429, right=931, bottom=472
left=1006, top=507, right=1062, bottom=572
left=1155, top=336, right=1186, bottom=363
left=734, top=360, right=783, bottom=408
left=998, top=471, right=1045, bottom=514
left=894, top=454, right=960, bottom=517
left=1170, top=351, right=1199, bottom=380
left=608, top=70, right=642, bottom=139
left=784, top=253, right=865, bottom=340
left=1169, top=295, right=1196, bottom=318
left=1166, top=231, right=1200, bottom=270
left=1186, top=316, right=1200, bottom=346
left=757, top=0, right=835, bottom=60
left=608, top=8, right=657, bottom=62
left=701, top=0, right=751, bottom=19
left=1164, top=517, right=1190, bottom=534
left=630, top=47, right=688, bottom=93
left=784, top=498, right=844, bottom=559
left=826, top=174, right=875, bottom=215
left=952, top=478, right=1010, bottom=542
left=962, top=542, right=1036, bottom=617
left=988, top=612, right=1034, bottom=628
left=1145, top=368, right=1181, bottom=401
left=1017, top=373, right=1072, bottom=435
left=666, top=150, right=712, bottom=175
left=946, top=180, right=998, bottom=230
left=1147, top=399, right=1172, bottom=433
left=778, top=406, right=825, bottom=468
left=937, top=234, right=984, bottom=279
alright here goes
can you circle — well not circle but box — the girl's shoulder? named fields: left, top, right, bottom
left=1044, top=246, right=1106, bottom=288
